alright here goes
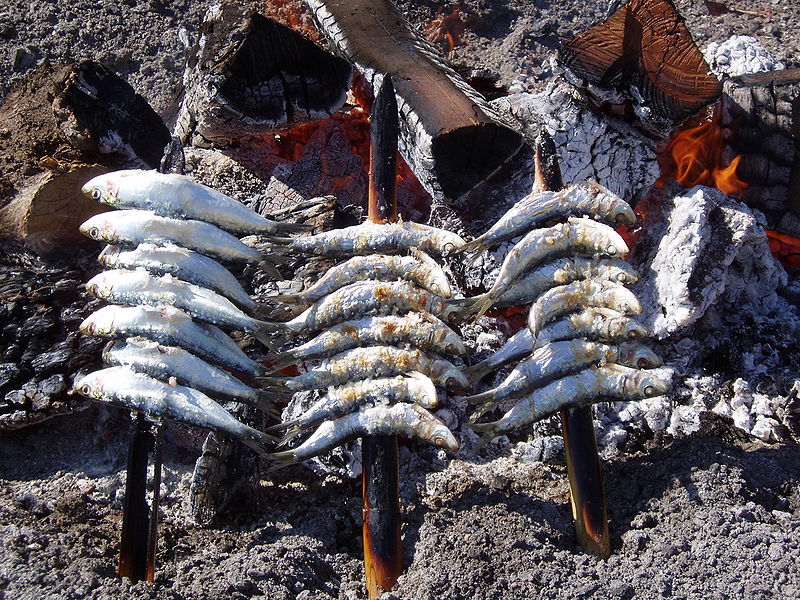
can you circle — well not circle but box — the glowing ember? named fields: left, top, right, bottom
left=422, top=4, right=467, bottom=54
left=657, top=103, right=748, bottom=195
left=767, top=230, right=800, bottom=274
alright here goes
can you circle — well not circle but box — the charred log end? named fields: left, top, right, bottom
left=432, top=122, right=522, bottom=199
left=53, top=61, right=170, bottom=168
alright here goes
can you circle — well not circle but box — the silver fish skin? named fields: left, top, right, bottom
left=264, top=220, right=466, bottom=257
left=102, top=338, right=274, bottom=412
left=79, top=305, right=264, bottom=377
left=99, top=243, right=258, bottom=313
left=466, top=340, right=662, bottom=414
left=273, top=280, right=448, bottom=334
left=74, top=367, right=276, bottom=454
left=82, top=169, right=305, bottom=235
left=270, top=372, right=438, bottom=439
left=86, top=270, right=269, bottom=335
left=273, top=249, right=452, bottom=304
left=460, top=181, right=636, bottom=255
left=485, top=217, right=629, bottom=310
left=464, top=327, right=533, bottom=384
left=265, top=312, right=466, bottom=370
left=79, top=210, right=265, bottom=263
left=269, top=403, right=458, bottom=469
left=443, top=256, right=639, bottom=320
left=528, top=279, right=642, bottom=341
left=261, top=346, right=468, bottom=392
left=533, top=307, right=649, bottom=350
left=471, top=364, right=671, bottom=439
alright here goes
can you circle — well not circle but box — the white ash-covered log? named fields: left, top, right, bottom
left=304, top=0, right=522, bottom=201
left=173, top=2, right=352, bottom=148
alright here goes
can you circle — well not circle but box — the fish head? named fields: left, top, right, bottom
left=412, top=405, right=460, bottom=452
left=616, top=342, right=662, bottom=369
left=406, top=371, right=439, bottom=409
left=82, top=172, right=121, bottom=207
left=409, top=248, right=452, bottom=298
left=79, top=213, right=116, bottom=243
left=73, top=372, right=104, bottom=400
left=625, top=367, right=671, bottom=398
left=438, top=232, right=467, bottom=257
left=430, top=360, right=469, bottom=391
left=612, top=202, right=637, bottom=225
left=599, top=259, right=640, bottom=285
left=602, top=285, right=642, bottom=315
left=80, top=306, right=117, bottom=337
left=85, top=272, right=113, bottom=300
left=443, top=332, right=468, bottom=357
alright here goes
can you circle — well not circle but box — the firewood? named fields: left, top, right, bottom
left=173, top=2, right=352, bottom=147
left=304, top=0, right=523, bottom=201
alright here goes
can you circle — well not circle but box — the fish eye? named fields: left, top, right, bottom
left=90, top=188, right=102, bottom=201
left=80, top=383, right=92, bottom=395
left=443, top=242, right=456, bottom=255
left=616, top=272, right=628, bottom=282
left=445, top=377, right=457, bottom=389
left=615, top=213, right=627, bottom=223
left=637, top=358, right=649, bottom=368
left=87, top=284, right=99, bottom=297
left=644, top=385, right=656, bottom=396
left=85, top=322, right=96, bottom=335
left=628, top=330, right=639, bottom=339
left=88, top=227, right=100, bottom=239
left=433, top=435, right=447, bottom=448
left=606, top=244, right=618, bottom=255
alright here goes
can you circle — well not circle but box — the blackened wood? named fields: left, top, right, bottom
left=144, top=424, right=163, bottom=583
left=368, top=75, right=398, bottom=224
left=305, top=0, right=522, bottom=201
left=362, top=435, right=402, bottom=598
left=174, top=2, right=352, bottom=146
left=118, top=413, right=155, bottom=582
left=535, top=129, right=610, bottom=559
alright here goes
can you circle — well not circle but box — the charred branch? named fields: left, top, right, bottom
left=305, top=0, right=522, bottom=201
left=174, top=2, right=352, bottom=147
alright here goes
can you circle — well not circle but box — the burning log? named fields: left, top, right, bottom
left=304, top=0, right=523, bottom=201
left=559, top=0, right=722, bottom=132
left=173, top=2, right=352, bottom=147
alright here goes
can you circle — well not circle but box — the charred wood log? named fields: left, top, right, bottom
left=305, top=0, right=523, bottom=201
left=721, top=69, right=800, bottom=233
left=173, top=2, right=352, bottom=147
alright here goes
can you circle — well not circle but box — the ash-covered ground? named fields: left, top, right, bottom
left=2, top=1, right=800, bottom=599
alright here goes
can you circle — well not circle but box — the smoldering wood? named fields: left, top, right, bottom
left=721, top=69, right=800, bottom=232
left=173, top=2, right=352, bottom=148
left=368, top=75, right=399, bottom=223
left=305, top=0, right=523, bottom=201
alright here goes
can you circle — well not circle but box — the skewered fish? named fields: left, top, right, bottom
left=263, top=220, right=466, bottom=257
left=82, top=169, right=307, bottom=235
left=80, top=305, right=264, bottom=377
left=269, top=403, right=459, bottom=470
left=272, top=249, right=452, bottom=304
left=470, top=364, right=670, bottom=440
left=459, top=181, right=636, bottom=256
left=99, top=244, right=260, bottom=314
left=74, top=367, right=277, bottom=455
left=264, top=313, right=466, bottom=371
left=103, top=338, right=276, bottom=413
left=260, top=346, right=468, bottom=392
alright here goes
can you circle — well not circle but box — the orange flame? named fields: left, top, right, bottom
left=422, top=4, right=467, bottom=54
left=658, top=103, right=748, bottom=196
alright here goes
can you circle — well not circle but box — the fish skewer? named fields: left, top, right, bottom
left=470, top=364, right=671, bottom=440
left=466, top=340, right=661, bottom=419
left=263, top=219, right=466, bottom=257
left=264, top=313, right=466, bottom=371
left=446, top=256, right=639, bottom=320
left=102, top=338, right=277, bottom=413
left=74, top=367, right=277, bottom=455
left=466, top=217, right=629, bottom=319
left=82, top=169, right=307, bottom=235
left=272, top=249, right=452, bottom=304
left=80, top=210, right=284, bottom=266
left=458, top=181, right=636, bottom=256
left=260, top=346, right=468, bottom=392
left=269, top=372, right=438, bottom=445
left=80, top=305, right=265, bottom=377
left=85, top=270, right=274, bottom=347
left=99, top=244, right=262, bottom=315
left=269, top=403, right=459, bottom=471
left=527, top=279, right=642, bottom=341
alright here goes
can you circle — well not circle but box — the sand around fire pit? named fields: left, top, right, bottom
left=2, top=1, right=800, bottom=599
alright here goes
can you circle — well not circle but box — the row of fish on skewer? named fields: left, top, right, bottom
left=73, top=169, right=309, bottom=454
left=444, top=180, right=671, bottom=448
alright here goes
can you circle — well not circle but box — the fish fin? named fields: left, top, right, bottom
left=262, top=236, right=294, bottom=246
left=255, top=376, right=290, bottom=393
left=275, top=427, right=306, bottom=448
left=265, top=450, right=298, bottom=473
left=469, top=400, right=499, bottom=422
left=269, top=293, right=306, bottom=304
left=463, top=390, right=495, bottom=405
left=446, top=293, right=494, bottom=321
left=254, top=390, right=281, bottom=416
left=256, top=262, right=284, bottom=281
left=453, top=235, right=486, bottom=256
left=241, top=429, right=278, bottom=457
left=274, top=222, right=312, bottom=235
left=265, top=417, right=300, bottom=433
left=465, top=425, right=498, bottom=458
left=262, top=351, right=296, bottom=372
left=464, top=360, right=495, bottom=385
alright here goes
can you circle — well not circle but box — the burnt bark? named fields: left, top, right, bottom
left=305, top=0, right=522, bottom=201
left=173, top=2, right=352, bottom=147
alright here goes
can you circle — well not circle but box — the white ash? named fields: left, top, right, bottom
left=634, top=185, right=787, bottom=339
left=703, top=35, right=786, bottom=79
left=491, top=70, right=659, bottom=201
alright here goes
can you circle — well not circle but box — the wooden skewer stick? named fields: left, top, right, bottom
left=534, top=129, right=611, bottom=559
left=118, top=413, right=163, bottom=581
left=362, top=74, right=403, bottom=599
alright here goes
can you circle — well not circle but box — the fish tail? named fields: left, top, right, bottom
left=274, top=222, right=312, bottom=235
left=254, top=390, right=281, bottom=418
left=465, top=425, right=499, bottom=458
left=276, top=426, right=306, bottom=448
left=262, top=236, right=294, bottom=246
left=453, top=235, right=486, bottom=256
left=269, top=292, right=305, bottom=304
left=241, top=428, right=278, bottom=457
left=256, top=376, right=290, bottom=391
left=464, top=360, right=495, bottom=384
left=463, top=390, right=495, bottom=405
left=262, top=351, right=296, bottom=371
left=256, top=261, right=284, bottom=281
left=265, top=450, right=297, bottom=473
left=469, top=400, right=499, bottom=422
left=449, top=293, right=494, bottom=321
left=265, top=417, right=299, bottom=433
